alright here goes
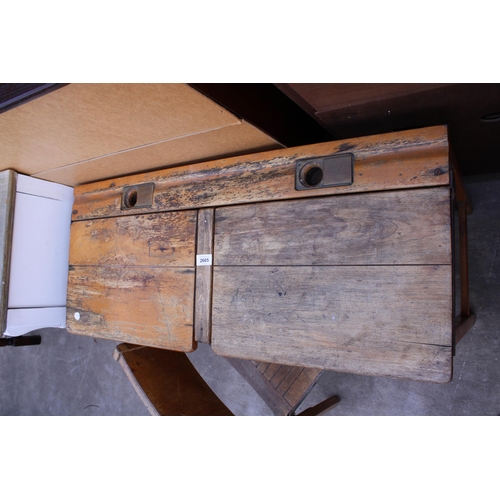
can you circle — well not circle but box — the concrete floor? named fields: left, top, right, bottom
left=1, top=173, right=499, bottom=416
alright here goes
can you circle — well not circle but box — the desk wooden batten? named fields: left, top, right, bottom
left=66, top=125, right=474, bottom=383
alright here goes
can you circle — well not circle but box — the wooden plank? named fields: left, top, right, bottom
left=279, top=84, right=500, bottom=178
left=270, top=365, right=293, bottom=388
left=214, top=187, right=451, bottom=266
left=458, top=201, right=470, bottom=317
left=190, top=83, right=333, bottom=147
left=450, top=148, right=472, bottom=213
left=224, top=357, right=292, bottom=415
left=115, top=343, right=233, bottom=416
left=454, top=313, right=476, bottom=345
left=277, top=366, right=303, bottom=396
left=194, top=208, right=214, bottom=343
left=297, top=395, right=341, bottom=416
left=69, top=211, right=196, bottom=267
left=114, top=345, right=160, bottom=416
left=257, top=362, right=271, bottom=374
left=211, top=265, right=453, bottom=382
left=71, top=126, right=450, bottom=221
left=113, top=343, right=145, bottom=361
left=281, top=84, right=454, bottom=114
left=283, top=367, right=322, bottom=408
left=263, top=363, right=282, bottom=381
left=67, top=266, right=196, bottom=352
left=0, top=170, right=17, bottom=333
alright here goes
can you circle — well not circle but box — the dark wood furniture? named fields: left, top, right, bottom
left=114, top=343, right=232, bottom=416
left=274, top=83, right=500, bottom=177
left=115, top=343, right=340, bottom=416
left=225, top=358, right=340, bottom=416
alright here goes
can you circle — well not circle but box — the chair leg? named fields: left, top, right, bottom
left=0, top=335, right=42, bottom=347
left=451, top=151, right=475, bottom=347
left=454, top=200, right=476, bottom=345
left=294, top=395, right=341, bottom=416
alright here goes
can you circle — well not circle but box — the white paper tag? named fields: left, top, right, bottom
left=196, top=254, right=213, bottom=266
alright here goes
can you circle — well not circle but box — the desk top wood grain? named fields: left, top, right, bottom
left=212, top=265, right=453, bottom=382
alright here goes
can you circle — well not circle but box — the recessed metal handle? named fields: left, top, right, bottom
left=295, top=153, right=354, bottom=190
left=121, top=183, right=155, bottom=210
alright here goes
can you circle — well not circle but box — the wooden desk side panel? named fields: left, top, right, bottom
left=67, top=266, right=196, bottom=352
left=211, top=265, right=453, bottom=383
left=71, top=126, right=450, bottom=221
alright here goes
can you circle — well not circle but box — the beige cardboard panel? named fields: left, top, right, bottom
left=0, top=83, right=241, bottom=175
left=34, top=121, right=282, bottom=186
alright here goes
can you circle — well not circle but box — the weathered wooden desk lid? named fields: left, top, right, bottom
left=66, top=125, right=475, bottom=383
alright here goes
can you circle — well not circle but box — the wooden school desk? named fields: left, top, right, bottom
left=65, top=125, right=475, bottom=384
